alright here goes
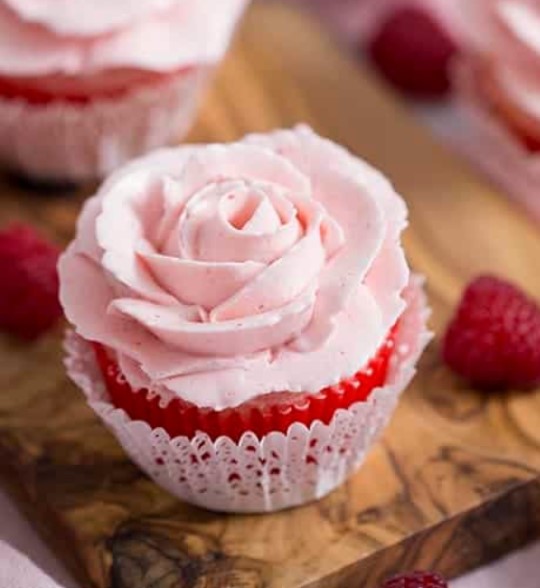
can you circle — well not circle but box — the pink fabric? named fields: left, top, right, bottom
left=453, top=542, right=540, bottom=588
left=0, top=541, right=61, bottom=588
left=0, top=489, right=74, bottom=587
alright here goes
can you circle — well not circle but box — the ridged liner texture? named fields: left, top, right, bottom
left=65, top=276, right=430, bottom=513
left=0, top=67, right=208, bottom=182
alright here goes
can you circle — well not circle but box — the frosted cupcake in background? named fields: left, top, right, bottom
left=60, top=126, right=430, bottom=512
left=452, top=0, right=540, bottom=223
left=0, top=0, right=248, bottom=182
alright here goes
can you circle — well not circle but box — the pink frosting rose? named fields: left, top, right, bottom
left=458, top=0, right=540, bottom=140
left=0, top=0, right=248, bottom=76
left=59, top=126, right=410, bottom=410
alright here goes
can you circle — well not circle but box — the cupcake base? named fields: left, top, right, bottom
left=92, top=326, right=397, bottom=443
left=65, top=276, right=430, bottom=513
left=0, top=68, right=208, bottom=183
left=452, top=61, right=540, bottom=225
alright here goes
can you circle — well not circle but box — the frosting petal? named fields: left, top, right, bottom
left=210, top=225, right=326, bottom=321
left=173, top=181, right=302, bottom=263
left=140, top=253, right=265, bottom=309
left=59, top=126, right=412, bottom=410
left=96, top=174, right=176, bottom=305
left=0, top=0, right=248, bottom=75
left=110, top=289, right=316, bottom=356
left=2, top=0, right=179, bottom=36
left=495, top=0, right=540, bottom=62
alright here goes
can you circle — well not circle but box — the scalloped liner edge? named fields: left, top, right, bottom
left=65, top=275, right=431, bottom=512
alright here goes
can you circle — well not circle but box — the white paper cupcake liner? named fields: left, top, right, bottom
left=452, top=61, right=540, bottom=224
left=0, top=68, right=208, bottom=182
left=65, top=276, right=430, bottom=513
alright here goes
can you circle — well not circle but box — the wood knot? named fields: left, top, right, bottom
left=109, top=524, right=267, bottom=588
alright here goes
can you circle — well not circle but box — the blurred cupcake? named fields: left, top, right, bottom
left=453, top=0, right=540, bottom=222
left=288, top=0, right=463, bottom=50
left=0, top=0, right=248, bottom=182
left=60, top=126, right=430, bottom=512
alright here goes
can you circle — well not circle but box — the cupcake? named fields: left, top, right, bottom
left=0, top=0, right=248, bottom=182
left=452, top=0, right=540, bottom=223
left=60, top=126, right=430, bottom=512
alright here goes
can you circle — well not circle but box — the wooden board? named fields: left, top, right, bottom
left=0, top=3, right=539, bottom=587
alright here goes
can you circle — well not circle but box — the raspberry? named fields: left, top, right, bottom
left=382, top=570, right=448, bottom=588
left=368, top=7, right=458, bottom=97
left=0, top=224, right=62, bottom=339
left=443, top=275, right=540, bottom=389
